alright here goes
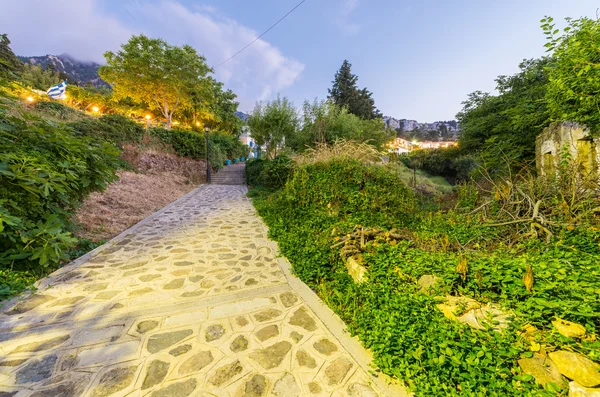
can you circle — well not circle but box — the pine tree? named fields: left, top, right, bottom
left=0, top=34, right=24, bottom=77
left=328, top=60, right=381, bottom=120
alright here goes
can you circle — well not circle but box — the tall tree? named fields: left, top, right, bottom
left=99, top=34, right=212, bottom=129
left=247, top=96, right=298, bottom=158
left=328, top=60, right=381, bottom=120
left=0, top=34, right=23, bottom=77
left=457, top=58, right=551, bottom=165
left=542, top=16, right=600, bottom=133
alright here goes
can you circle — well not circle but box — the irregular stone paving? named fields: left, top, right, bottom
left=0, top=184, right=385, bottom=396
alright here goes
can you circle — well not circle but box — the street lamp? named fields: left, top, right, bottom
left=145, top=114, right=151, bottom=128
left=204, top=124, right=211, bottom=184
left=92, top=106, right=99, bottom=113
left=26, top=96, right=34, bottom=103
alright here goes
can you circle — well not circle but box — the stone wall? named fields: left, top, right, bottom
left=535, top=122, right=600, bottom=177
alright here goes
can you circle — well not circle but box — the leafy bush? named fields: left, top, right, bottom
left=34, top=100, right=80, bottom=120
left=150, top=127, right=246, bottom=169
left=245, top=158, right=265, bottom=187
left=150, top=127, right=206, bottom=159
left=400, top=147, right=477, bottom=182
left=0, top=106, right=120, bottom=288
left=99, top=114, right=144, bottom=142
left=250, top=155, right=600, bottom=396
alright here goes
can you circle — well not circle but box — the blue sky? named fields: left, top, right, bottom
left=1, top=0, right=598, bottom=120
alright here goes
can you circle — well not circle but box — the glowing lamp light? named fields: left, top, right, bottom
left=92, top=106, right=99, bottom=112
left=173, top=121, right=179, bottom=125
left=145, top=115, right=151, bottom=120
left=196, top=121, right=200, bottom=127
left=26, top=96, right=34, bottom=103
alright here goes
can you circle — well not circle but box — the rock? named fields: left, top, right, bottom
left=169, top=344, right=192, bottom=357
left=296, top=350, right=317, bottom=369
left=147, top=329, right=193, bottom=353
left=179, top=351, right=214, bottom=375
left=256, top=325, right=279, bottom=341
left=243, top=375, right=267, bottom=397
left=553, top=318, right=587, bottom=339
left=348, top=383, right=378, bottom=397
left=249, top=341, right=292, bottom=369
left=569, top=381, right=600, bottom=397
left=6, top=294, right=55, bottom=315
left=458, top=304, right=512, bottom=331
left=417, top=275, right=439, bottom=294
left=142, top=360, right=170, bottom=390
left=236, top=316, right=249, bottom=327
left=205, top=324, right=226, bottom=342
left=136, top=320, right=159, bottom=334
left=313, top=338, right=338, bottom=355
left=151, top=378, right=197, bottom=397
left=0, top=359, right=27, bottom=367
left=289, top=307, right=317, bottom=331
left=518, top=353, right=566, bottom=388
left=231, top=335, right=249, bottom=352
left=0, top=392, right=17, bottom=397
left=280, top=292, right=299, bottom=308
left=324, top=357, right=353, bottom=386
left=290, top=331, right=303, bottom=343
left=91, top=366, right=137, bottom=397
left=163, top=278, right=185, bottom=290
left=209, top=359, right=243, bottom=386
left=60, top=354, right=78, bottom=371
left=549, top=351, right=600, bottom=388
left=436, top=295, right=481, bottom=320
left=254, top=308, right=282, bottom=322
left=10, top=335, right=69, bottom=353
left=308, top=382, right=322, bottom=394
left=30, top=380, right=88, bottom=397
left=15, top=355, right=57, bottom=384
left=272, top=373, right=301, bottom=397
left=345, top=256, right=366, bottom=284
left=50, top=296, right=85, bottom=307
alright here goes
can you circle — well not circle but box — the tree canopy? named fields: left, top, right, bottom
left=247, top=96, right=298, bottom=159
left=99, top=34, right=212, bottom=129
left=542, top=15, right=600, bottom=134
left=0, top=34, right=23, bottom=77
left=328, top=60, right=381, bottom=120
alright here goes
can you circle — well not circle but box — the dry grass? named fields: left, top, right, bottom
left=293, top=139, right=383, bottom=166
left=74, top=147, right=207, bottom=241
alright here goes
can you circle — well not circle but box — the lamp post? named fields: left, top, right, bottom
left=204, top=124, right=211, bottom=184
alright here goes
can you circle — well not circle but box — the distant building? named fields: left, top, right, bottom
left=388, top=138, right=457, bottom=153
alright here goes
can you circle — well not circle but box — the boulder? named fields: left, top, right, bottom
left=569, top=381, right=600, bottom=397
left=518, top=353, right=566, bottom=388
left=436, top=296, right=481, bottom=320
left=345, top=257, right=366, bottom=284
left=552, top=318, right=587, bottom=339
left=417, top=275, right=439, bottom=294
left=549, top=351, right=600, bottom=388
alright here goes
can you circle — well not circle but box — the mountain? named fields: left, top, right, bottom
left=383, top=116, right=460, bottom=140
left=18, top=54, right=107, bottom=87
left=234, top=111, right=249, bottom=122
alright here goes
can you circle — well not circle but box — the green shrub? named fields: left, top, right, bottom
left=400, top=147, right=477, bottom=182
left=260, top=155, right=293, bottom=189
left=99, top=114, right=144, bottom=142
left=250, top=156, right=600, bottom=396
left=0, top=110, right=120, bottom=285
left=150, top=127, right=206, bottom=159
left=33, top=100, right=80, bottom=120
left=150, top=127, right=244, bottom=169
left=245, top=158, right=265, bottom=186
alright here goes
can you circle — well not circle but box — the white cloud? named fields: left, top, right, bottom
left=0, top=0, right=132, bottom=62
left=0, top=0, right=304, bottom=111
left=335, top=0, right=361, bottom=36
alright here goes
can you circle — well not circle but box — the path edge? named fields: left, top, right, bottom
left=268, top=239, right=410, bottom=397
left=1, top=184, right=209, bottom=310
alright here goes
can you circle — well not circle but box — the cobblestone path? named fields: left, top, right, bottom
left=0, top=184, right=399, bottom=396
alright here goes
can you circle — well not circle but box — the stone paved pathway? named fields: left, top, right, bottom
left=0, top=182, right=400, bottom=396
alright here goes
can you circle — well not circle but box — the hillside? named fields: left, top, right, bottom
left=18, top=53, right=106, bottom=87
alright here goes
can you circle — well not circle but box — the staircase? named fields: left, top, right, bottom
left=210, top=163, right=246, bottom=185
